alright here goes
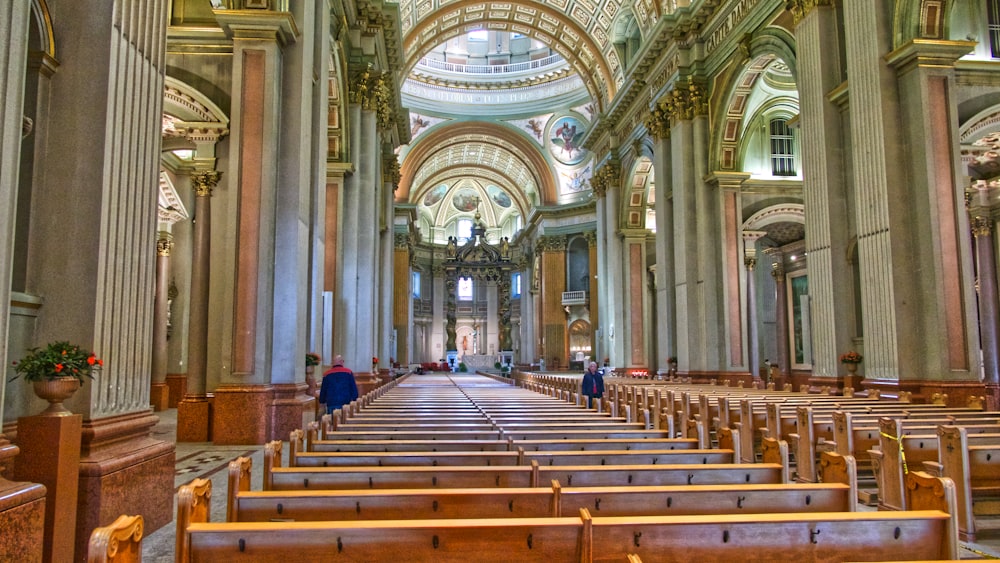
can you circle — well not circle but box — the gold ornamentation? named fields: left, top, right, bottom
left=644, top=104, right=671, bottom=140
left=535, top=235, right=568, bottom=253
left=156, top=235, right=173, bottom=257
left=382, top=154, right=401, bottom=190
left=771, top=262, right=785, bottom=279
left=374, top=76, right=393, bottom=128
left=583, top=230, right=598, bottom=247
left=972, top=215, right=993, bottom=238
left=744, top=256, right=757, bottom=270
left=590, top=159, right=621, bottom=199
left=349, top=64, right=373, bottom=107
left=393, top=232, right=411, bottom=249
left=191, top=171, right=221, bottom=197
left=786, top=0, right=832, bottom=25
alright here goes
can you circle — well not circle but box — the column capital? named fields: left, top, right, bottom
left=583, top=230, right=598, bottom=247
left=771, top=261, right=786, bottom=280
left=156, top=233, right=174, bottom=257
left=191, top=171, right=221, bottom=197
left=214, top=7, right=299, bottom=46
left=973, top=215, right=994, bottom=238
left=786, top=0, right=832, bottom=26
left=885, top=39, right=976, bottom=75
left=590, top=159, right=621, bottom=198
left=706, top=171, right=752, bottom=191
left=536, top=235, right=568, bottom=253
left=393, top=231, right=412, bottom=249
left=745, top=256, right=757, bottom=270
left=382, top=154, right=401, bottom=190
left=644, top=105, right=671, bottom=141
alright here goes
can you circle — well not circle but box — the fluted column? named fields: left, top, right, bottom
left=623, top=234, right=648, bottom=367
left=593, top=180, right=609, bottom=366
left=792, top=0, right=853, bottom=380
left=177, top=171, right=217, bottom=440
left=392, top=230, right=412, bottom=365
left=743, top=231, right=766, bottom=380
left=585, top=231, right=600, bottom=361
left=669, top=89, right=698, bottom=373
left=150, top=233, right=173, bottom=411
left=647, top=108, right=675, bottom=372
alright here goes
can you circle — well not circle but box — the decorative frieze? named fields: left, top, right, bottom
left=535, top=235, right=568, bottom=253
left=191, top=170, right=221, bottom=197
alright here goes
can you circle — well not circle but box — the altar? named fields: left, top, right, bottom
left=460, top=353, right=498, bottom=372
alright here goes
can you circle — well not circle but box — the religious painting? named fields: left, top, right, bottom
left=422, top=184, right=447, bottom=207
left=452, top=188, right=479, bottom=212
left=549, top=115, right=587, bottom=165
left=788, top=271, right=812, bottom=368
left=487, top=185, right=512, bottom=208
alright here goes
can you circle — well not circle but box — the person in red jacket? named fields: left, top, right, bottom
left=318, top=354, right=359, bottom=415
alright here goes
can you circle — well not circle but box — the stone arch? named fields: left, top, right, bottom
left=620, top=155, right=654, bottom=231
left=894, top=0, right=950, bottom=47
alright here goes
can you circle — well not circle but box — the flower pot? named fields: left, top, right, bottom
left=32, top=377, right=81, bottom=416
left=845, top=363, right=858, bottom=375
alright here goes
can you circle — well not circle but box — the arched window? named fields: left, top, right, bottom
left=770, top=118, right=795, bottom=176
left=989, top=0, right=1000, bottom=57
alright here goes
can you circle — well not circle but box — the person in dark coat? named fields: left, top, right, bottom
left=319, top=354, right=359, bottom=415
left=581, top=361, right=605, bottom=409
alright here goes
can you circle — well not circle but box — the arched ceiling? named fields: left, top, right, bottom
left=397, top=0, right=662, bottom=112
left=399, top=121, right=559, bottom=206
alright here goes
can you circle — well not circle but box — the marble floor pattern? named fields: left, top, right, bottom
left=140, top=403, right=1000, bottom=561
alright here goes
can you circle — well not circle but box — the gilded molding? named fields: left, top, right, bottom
left=973, top=215, right=993, bottom=238
left=383, top=154, right=401, bottom=190
left=191, top=170, right=221, bottom=197
left=156, top=235, right=173, bottom=257
left=644, top=104, right=671, bottom=141
left=771, top=262, right=786, bottom=279
left=535, top=235, right=568, bottom=253
left=786, top=0, right=832, bottom=25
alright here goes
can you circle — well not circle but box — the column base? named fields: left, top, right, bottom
left=177, top=397, right=212, bottom=442
left=76, top=410, right=174, bottom=561
left=165, top=373, right=187, bottom=408
left=149, top=382, right=169, bottom=411
left=0, top=441, right=46, bottom=562
left=213, top=385, right=273, bottom=445
left=269, top=383, right=316, bottom=442
left=13, top=413, right=82, bottom=563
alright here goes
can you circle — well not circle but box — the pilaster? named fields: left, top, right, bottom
left=537, top=235, right=568, bottom=368
left=647, top=112, right=675, bottom=372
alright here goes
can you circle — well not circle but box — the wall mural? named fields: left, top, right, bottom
left=549, top=115, right=587, bottom=165
left=487, top=185, right=512, bottom=208
left=423, top=184, right=447, bottom=207
left=452, top=188, right=480, bottom=212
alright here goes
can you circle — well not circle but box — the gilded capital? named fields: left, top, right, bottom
left=744, top=256, right=757, bottom=270
left=591, top=159, right=620, bottom=199
left=786, top=0, right=832, bottom=25
left=535, top=235, right=567, bottom=253
left=973, top=215, right=994, bottom=238
left=383, top=154, right=401, bottom=190
left=374, top=76, right=394, bottom=129
left=349, top=64, right=375, bottom=108
left=583, top=230, right=598, bottom=247
left=156, top=235, right=174, bottom=257
left=191, top=170, right=221, bottom=197
left=771, top=262, right=785, bottom=280
left=644, top=105, right=671, bottom=141
left=393, top=232, right=411, bottom=249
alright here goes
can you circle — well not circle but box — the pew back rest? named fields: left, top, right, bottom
left=87, top=514, right=143, bottom=563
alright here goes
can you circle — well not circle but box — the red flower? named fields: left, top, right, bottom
left=87, top=355, right=97, bottom=366
left=54, top=363, right=64, bottom=373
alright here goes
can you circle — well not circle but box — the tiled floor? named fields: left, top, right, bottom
left=142, top=383, right=1000, bottom=561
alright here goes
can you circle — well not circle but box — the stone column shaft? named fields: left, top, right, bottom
left=974, top=216, right=1000, bottom=388
left=652, top=134, right=675, bottom=371
left=150, top=233, right=172, bottom=410
left=772, top=263, right=790, bottom=377
left=605, top=188, right=626, bottom=365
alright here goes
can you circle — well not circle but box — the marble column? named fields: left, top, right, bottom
left=23, top=1, right=174, bottom=556
left=772, top=262, right=791, bottom=379
left=623, top=235, right=647, bottom=367
left=393, top=230, right=412, bottom=365
left=792, top=0, right=854, bottom=382
left=593, top=182, right=609, bottom=366
left=150, top=232, right=172, bottom=411
left=647, top=114, right=675, bottom=373
left=585, top=231, right=600, bottom=361
left=177, top=171, right=218, bottom=442
left=0, top=3, right=47, bottom=561
left=844, top=2, right=977, bottom=389
left=671, top=102, right=697, bottom=372
left=604, top=169, right=626, bottom=367
left=743, top=231, right=766, bottom=380
left=521, top=262, right=535, bottom=365
left=708, top=171, right=750, bottom=373
left=972, top=212, right=1000, bottom=410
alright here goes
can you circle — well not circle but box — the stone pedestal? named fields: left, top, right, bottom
left=269, top=383, right=315, bottom=442
left=176, top=397, right=211, bottom=442
left=13, top=413, right=82, bottom=563
left=149, top=382, right=169, bottom=411
left=165, top=373, right=187, bottom=408
left=0, top=442, right=46, bottom=563
left=75, top=411, right=174, bottom=561
left=212, top=386, right=272, bottom=445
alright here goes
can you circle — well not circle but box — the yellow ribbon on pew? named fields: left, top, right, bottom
left=962, top=545, right=999, bottom=559
left=878, top=430, right=908, bottom=475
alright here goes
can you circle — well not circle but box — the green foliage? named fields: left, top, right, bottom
left=11, top=341, right=102, bottom=383
left=306, top=352, right=321, bottom=367
left=458, top=362, right=468, bottom=372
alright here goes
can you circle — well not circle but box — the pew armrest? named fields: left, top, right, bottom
left=87, top=514, right=143, bottom=563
